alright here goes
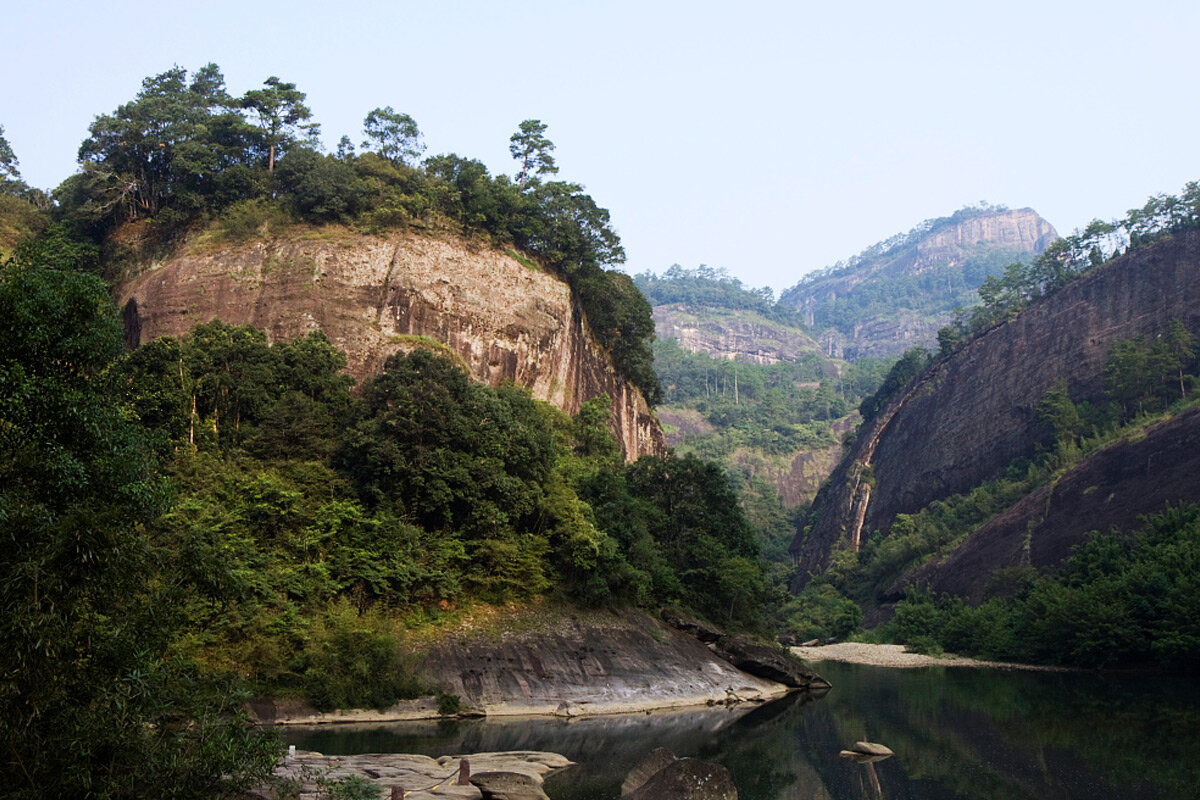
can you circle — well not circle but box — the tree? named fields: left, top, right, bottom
left=1161, top=318, right=1196, bottom=399
left=509, top=119, right=558, bottom=187
left=75, top=64, right=254, bottom=227
left=0, top=257, right=276, bottom=797
left=0, top=123, right=23, bottom=190
left=362, top=107, right=425, bottom=166
left=240, top=76, right=317, bottom=174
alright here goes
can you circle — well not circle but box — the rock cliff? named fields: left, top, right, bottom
left=792, top=230, right=1200, bottom=585
left=115, top=229, right=665, bottom=460
left=418, top=609, right=801, bottom=716
left=780, top=208, right=1058, bottom=358
left=652, top=304, right=822, bottom=364
left=904, top=404, right=1200, bottom=603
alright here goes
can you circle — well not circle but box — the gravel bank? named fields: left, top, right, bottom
left=792, top=642, right=1068, bottom=671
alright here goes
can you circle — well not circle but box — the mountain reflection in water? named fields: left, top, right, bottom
left=280, top=661, right=1200, bottom=800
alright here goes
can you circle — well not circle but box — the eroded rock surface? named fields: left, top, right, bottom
left=115, top=230, right=664, bottom=460
left=257, top=750, right=569, bottom=800
left=621, top=754, right=738, bottom=800
left=420, top=609, right=788, bottom=716
left=713, top=636, right=831, bottom=689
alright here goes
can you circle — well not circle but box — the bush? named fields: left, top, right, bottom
left=298, top=602, right=424, bottom=711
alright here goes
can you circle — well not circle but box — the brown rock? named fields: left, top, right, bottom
left=115, top=230, right=664, bottom=461
left=621, top=747, right=678, bottom=796
left=851, top=741, right=894, bottom=756
left=621, top=758, right=738, bottom=800
left=713, top=635, right=830, bottom=689
left=794, top=230, right=1200, bottom=590
left=469, top=770, right=548, bottom=800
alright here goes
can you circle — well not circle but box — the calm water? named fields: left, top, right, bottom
left=280, top=662, right=1200, bottom=799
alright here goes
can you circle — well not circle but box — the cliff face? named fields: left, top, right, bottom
left=793, top=230, right=1200, bottom=583
left=903, top=405, right=1200, bottom=602
left=780, top=208, right=1058, bottom=358
left=418, top=609, right=792, bottom=716
left=652, top=304, right=822, bottom=364
left=116, top=230, right=665, bottom=460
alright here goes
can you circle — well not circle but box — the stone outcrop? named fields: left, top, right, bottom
left=418, top=609, right=791, bottom=716
left=258, top=750, right=569, bottom=800
left=620, top=751, right=738, bottom=800
left=652, top=304, right=822, bottom=364
left=792, top=230, right=1200, bottom=589
left=780, top=208, right=1058, bottom=358
left=712, top=636, right=832, bottom=690
left=114, top=230, right=664, bottom=460
left=903, top=404, right=1200, bottom=603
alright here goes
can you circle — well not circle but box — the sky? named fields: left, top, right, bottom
left=4, top=0, right=1199, bottom=293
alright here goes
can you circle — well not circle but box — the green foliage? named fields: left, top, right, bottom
left=74, top=64, right=259, bottom=236
left=882, top=505, right=1200, bottom=669
left=779, top=582, right=862, bottom=642
left=298, top=602, right=425, bottom=711
left=779, top=203, right=1037, bottom=341
left=510, top=119, right=558, bottom=187
left=239, top=75, right=318, bottom=173
left=318, top=773, right=382, bottom=800
left=634, top=263, right=804, bottom=329
left=0, top=257, right=277, bottom=798
left=362, top=106, right=425, bottom=166
left=58, top=63, right=661, bottom=402
left=858, top=346, right=931, bottom=421
left=938, top=181, right=1200, bottom=352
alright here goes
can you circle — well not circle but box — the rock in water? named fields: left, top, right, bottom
left=621, top=747, right=679, bottom=795
left=621, top=758, right=738, bottom=800
left=470, top=770, right=549, bottom=800
left=715, top=635, right=831, bottom=688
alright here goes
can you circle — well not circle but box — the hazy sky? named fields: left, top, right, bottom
left=4, top=0, right=1198, bottom=292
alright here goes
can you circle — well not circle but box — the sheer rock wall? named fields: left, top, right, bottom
left=116, top=230, right=665, bottom=460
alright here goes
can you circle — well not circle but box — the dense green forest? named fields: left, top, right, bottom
left=630, top=266, right=893, bottom=596
left=0, top=251, right=774, bottom=797
left=0, top=65, right=786, bottom=797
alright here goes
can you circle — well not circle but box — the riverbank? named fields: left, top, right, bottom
left=791, top=642, right=1071, bottom=670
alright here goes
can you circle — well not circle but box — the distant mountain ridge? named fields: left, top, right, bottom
left=779, top=206, right=1058, bottom=358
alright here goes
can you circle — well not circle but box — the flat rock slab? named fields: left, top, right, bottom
left=469, top=770, right=549, bottom=800
left=257, top=750, right=571, bottom=800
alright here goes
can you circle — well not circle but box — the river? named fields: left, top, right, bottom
left=279, top=661, right=1200, bottom=799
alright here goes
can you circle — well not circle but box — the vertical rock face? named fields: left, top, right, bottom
left=651, top=304, right=823, bottom=364
left=115, top=230, right=665, bottom=460
left=792, top=230, right=1200, bottom=582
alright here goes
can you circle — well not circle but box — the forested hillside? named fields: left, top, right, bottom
left=0, top=64, right=782, bottom=797
left=779, top=205, right=1057, bottom=358
left=786, top=182, right=1200, bottom=667
left=633, top=266, right=891, bottom=586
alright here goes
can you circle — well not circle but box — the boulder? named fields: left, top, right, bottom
left=661, top=610, right=724, bottom=643
left=713, top=636, right=831, bottom=688
left=621, top=747, right=679, bottom=796
left=469, top=770, right=549, bottom=800
left=621, top=757, right=738, bottom=800
left=851, top=741, right=894, bottom=756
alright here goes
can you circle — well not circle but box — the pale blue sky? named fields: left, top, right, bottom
left=4, top=0, right=1198, bottom=292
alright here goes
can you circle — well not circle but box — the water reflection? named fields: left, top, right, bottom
left=279, top=663, right=1200, bottom=800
